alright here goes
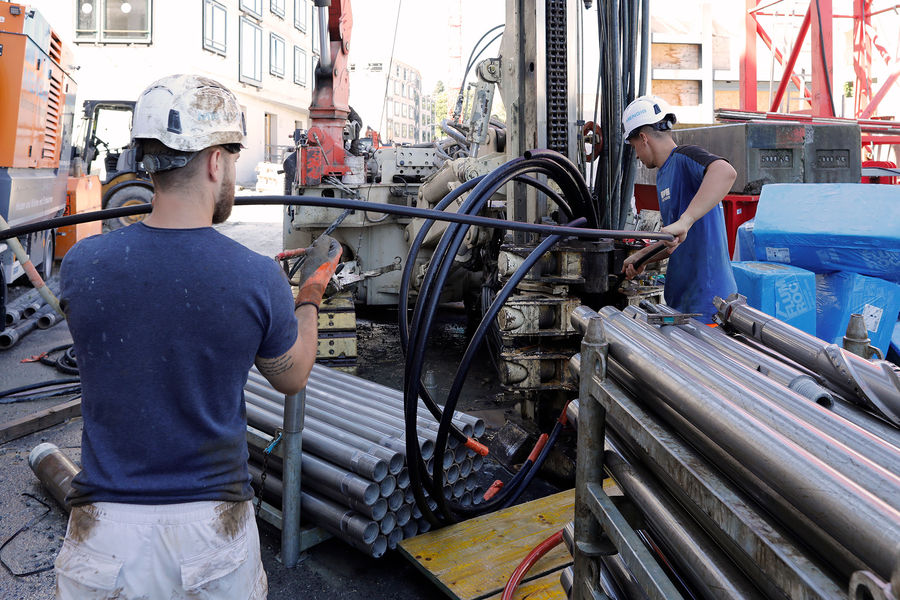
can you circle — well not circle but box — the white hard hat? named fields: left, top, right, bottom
left=131, top=74, right=247, bottom=152
left=622, top=95, right=676, bottom=140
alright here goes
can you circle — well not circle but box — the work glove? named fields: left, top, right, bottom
left=295, top=235, right=342, bottom=310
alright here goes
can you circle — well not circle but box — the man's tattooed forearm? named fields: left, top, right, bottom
left=257, top=353, right=294, bottom=376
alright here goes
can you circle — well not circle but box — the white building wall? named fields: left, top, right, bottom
left=28, top=0, right=317, bottom=185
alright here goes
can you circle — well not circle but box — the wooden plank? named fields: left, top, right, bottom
left=482, top=571, right=568, bottom=600
left=0, top=398, right=81, bottom=445
left=398, top=489, right=575, bottom=600
left=651, top=42, right=700, bottom=70
left=652, top=80, right=701, bottom=107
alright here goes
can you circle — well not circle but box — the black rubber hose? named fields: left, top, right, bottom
left=0, top=197, right=674, bottom=244
left=524, top=150, right=596, bottom=227
left=499, top=419, right=564, bottom=509
left=428, top=221, right=585, bottom=522
left=0, top=378, right=81, bottom=400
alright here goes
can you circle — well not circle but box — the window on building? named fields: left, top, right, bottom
left=293, top=46, right=307, bottom=85
left=202, top=0, right=227, bottom=56
left=240, top=0, right=263, bottom=19
left=393, top=123, right=399, bottom=136
left=270, top=33, right=285, bottom=77
left=393, top=81, right=399, bottom=94
left=294, top=0, right=307, bottom=31
left=394, top=103, right=399, bottom=116
left=239, top=16, right=263, bottom=86
left=311, top=9, right=319, bottom=54
left=401, top=104, right=406, bottom=118
left=76, top=0, right=152, bottom=43
left=270, top=0, right=285, bottom=17
left=402, top=124, right=407, bottom=138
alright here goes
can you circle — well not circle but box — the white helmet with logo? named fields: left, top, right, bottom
left=622, top=95, right=676, bottom=140
left=131, top=74, right=246, bottom=169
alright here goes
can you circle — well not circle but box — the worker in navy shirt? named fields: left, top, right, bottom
left=621, top=96, right=738, bottom=323
left=56, top=74, right=341, bottom=599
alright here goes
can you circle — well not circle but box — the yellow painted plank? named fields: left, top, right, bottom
left=482, top=571, right=568, bottom=600
left=398, top=490, right=575, bottom=600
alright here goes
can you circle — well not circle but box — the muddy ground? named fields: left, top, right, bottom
left=0, top=203, right=567, bottom=599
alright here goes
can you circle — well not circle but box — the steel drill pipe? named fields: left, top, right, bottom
left=394, top=504, right=412, bottom=528
left=248, top=465, right=383, bottom=551
left=571, top=305, right=900, bottom=581
left=378, top=511, right=396, bottom=536
left=387, top=527, right=403, bottom=550
left=572, top=349, right=861, bottom=593
left=0, top=313, right=40, bottom=349
left=304, top=366, right=485, bottom=436
left=378, top=476, right=396, bottom=498
left=299, top=371, right=479, bottom=437
left=715, top=294, right=900, bottom=425
left=603, top=307, right=900, bottom=513
left=396, top=468, right=410, bottom=489
left=648, top=303, right=835, bottom=406
left=246, top=377, right=445, bottom=453
left=243, top=389, right=404, bottom=472
left=601, top=355, right=867, bottom=585
left=402, top=520, right=419, bottom=539
left=247, top=443, right=380, bottom=506
left=245, top=383, right=435, bottom=460
left=642, top=316, right=900, bottom=487
left=386, top=489, right=404, bottom=512
left=604, top=437, right=763, bottom=599
left=28, top=443, right=78, bottom=511
left=245, top=400, right=389, bottom=482
left=248, top=372, right=475, bottom=439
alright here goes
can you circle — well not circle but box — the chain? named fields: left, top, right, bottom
left=255, top=430, right=283, bottom=517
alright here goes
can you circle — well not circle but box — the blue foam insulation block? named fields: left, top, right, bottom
left=731, top=262, right=817, bottom=334
left=735, top=220, right=755, bottom=262
left=816, top=272, right=900, bottom=356
left=753, top=184, right=900, bottom=282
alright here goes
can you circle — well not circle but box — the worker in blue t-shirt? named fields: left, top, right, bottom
left=621, top=95, right=738, bottom=323
left=56, top=75, right=341, bottom=599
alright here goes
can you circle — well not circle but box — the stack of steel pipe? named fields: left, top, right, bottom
left=568, top=303, right=900, bottom=600
left=243, top=364, right=485, bottom=556
left=1, top=279, right=62, bottom=350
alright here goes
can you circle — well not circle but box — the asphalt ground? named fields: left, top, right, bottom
left=0, top=201, right=561, bottom=599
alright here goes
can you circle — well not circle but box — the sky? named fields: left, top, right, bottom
left=349, top=1, right=506, bottom=94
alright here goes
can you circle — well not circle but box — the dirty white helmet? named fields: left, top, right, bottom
left=131, top=74, right=247, bottom=154
left=622, top=95, right=676, bottom=141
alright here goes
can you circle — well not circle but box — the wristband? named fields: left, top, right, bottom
left=295, top=301, right=320, bottom=314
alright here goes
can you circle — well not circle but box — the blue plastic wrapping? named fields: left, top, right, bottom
left=816, top=272, right=900, bottom=356
left=732, top=262, right=817, bottom=334
left=753, top=184, right=900, bottom=282
left=735, top=220, right=755, bottom=262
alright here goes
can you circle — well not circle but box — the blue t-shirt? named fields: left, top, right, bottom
left=60, top=223, right=298, bottom=505
left=655, top=145, right=737, bottom=323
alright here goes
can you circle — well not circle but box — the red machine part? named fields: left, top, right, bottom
left=301, top=0, right=353, bottom=186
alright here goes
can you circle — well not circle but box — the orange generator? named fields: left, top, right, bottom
left=0, top=1, right=79, bottom=310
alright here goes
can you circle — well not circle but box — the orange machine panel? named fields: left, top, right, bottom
left=56, top=176, right=102, bottom=259
left=0, top=3, right=66, bottom=170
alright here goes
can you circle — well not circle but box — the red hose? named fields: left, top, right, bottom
left=501, top=529, right=564, bottom=600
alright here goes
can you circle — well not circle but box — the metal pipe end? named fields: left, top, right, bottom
left=388, top=454, right=404, bottom=475
left=370, top=536, right=388, bottom=558
left=362, top=482, right=380, bottom=506
left=401, top=520, right=419, bottom=539
left=419, top=440, right=435, bottom=461
left=370, top=497, right=388, bottom=521
left=473, top=421, right=486, bottom=437
left=29, top=442, right=60, bottom=470
left=396, top=468, right=410, bottom=489
left=362, top=520, right=380, bottom=545
left=445, top=463, right=460, bottom=485
left=441, top=451, right=454, bottom=469
left=387, top=489, right=404, bottom=512
left=379, top=511, right=396, bottom=535
left=379, top=476, right=396, bottom=498
left=458, top=459, right=472, bottom=479
left=371, top=460, right=388, bottom=483
left=387, top=527, right=403, bottom=550
left=394, top=504, right=412, bottom=527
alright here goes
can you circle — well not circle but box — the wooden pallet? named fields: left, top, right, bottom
left=398, top=490, right=574, bottom=600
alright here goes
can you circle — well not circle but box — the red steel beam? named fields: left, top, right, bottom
left=769, top=7, right=812, bottom=112
left=741, top=0, right=759, bottom=110
left=755, top=20, right=812, bottom=101
left=810, top=0, right=835, bottom=117
left=860, top=67, right=900, bottom=119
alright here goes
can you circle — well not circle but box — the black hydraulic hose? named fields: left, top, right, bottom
left=428, top=223, right=585, bottom=522
left=0, top=197, right=674, bottom=244
left=0, top=379, right=81, bottom=400
left=499, top=419, right=564, bottom=509
left=524, top=150, right=596, bottom=227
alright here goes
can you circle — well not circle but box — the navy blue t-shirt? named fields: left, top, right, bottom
left=655, top=145, right=737, bottom=323
left=60, top=223, right=298, bottom=505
